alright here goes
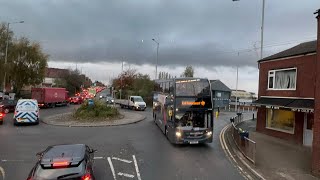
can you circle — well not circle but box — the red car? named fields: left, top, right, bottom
left=69, top=96, right=83, bottom=104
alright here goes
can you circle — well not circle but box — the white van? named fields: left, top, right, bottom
left=13, top=99, right=40, bottom=125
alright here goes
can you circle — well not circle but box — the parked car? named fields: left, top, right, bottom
left=69, top=96, right=84, bottom=104
left=27, top=144, right=96, bottom=180
left=0, top=99, right=17, bottom=114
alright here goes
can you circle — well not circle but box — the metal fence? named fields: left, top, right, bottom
left=231, top=117, right=256, bottom=164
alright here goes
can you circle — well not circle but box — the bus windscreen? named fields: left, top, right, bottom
left=176, top=79, right=210, bottom=96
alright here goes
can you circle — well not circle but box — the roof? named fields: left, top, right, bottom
left=45, top=68, right=69, bottom=78
left=41, top=144, right=86, bottom=166
left=253, top=97, right=314, bottom=109
left=259, top=40, right=317, bottom=62
left=210, top=80, right=231, bottom=92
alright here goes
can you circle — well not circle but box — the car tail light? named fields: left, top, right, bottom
left=0, top=113, right=4, bottom=118
left=53, top=161, right=69, bottom=167
left=81, top=173, right=92, bottom=180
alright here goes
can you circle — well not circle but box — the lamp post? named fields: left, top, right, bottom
left=152, top=38, right=159, bottom=79
left=232, top=0, right=265, bottom=60
left=3, top=21, right=24, bottom=93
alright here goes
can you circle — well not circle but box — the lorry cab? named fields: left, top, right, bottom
left=130, top=96, right=146, bottom=111
left=13, top=99, right=40, bottom=125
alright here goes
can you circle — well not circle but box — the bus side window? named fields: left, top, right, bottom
left=160, top=83, right=164, bottom=93
left=169, top=82, right=174, bottom=95
left=164, top=82, right=170, bottom=94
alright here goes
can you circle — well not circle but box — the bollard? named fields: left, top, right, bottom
left=253, top=113, right=255, bottom=120
left=225, top=106, right=227, bottom=111
left=242, top=107, right=244, bottom=112
left=248, top=107, right=249, bottom=112
left=229, top=105, right=231, bottom=111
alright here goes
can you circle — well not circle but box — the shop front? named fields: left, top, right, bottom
left=254, top=97, right=314, bottom=145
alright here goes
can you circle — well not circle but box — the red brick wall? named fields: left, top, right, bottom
left=258, top=54, right=316, bottom=98
left=256, top=107, right=304, bottom=144
left=312, top=13, right=320, bottom=176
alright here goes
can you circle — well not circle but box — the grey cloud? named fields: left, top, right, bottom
left=1, top=0, right=319, bottom=67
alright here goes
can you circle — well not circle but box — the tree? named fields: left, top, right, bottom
left=182, top=65, right=194, bottom=77
left=54, top=69, right=84, bottom=95
left=112, top=69, right=154, bottom=105
left=9, top=37, right=48, bottom=96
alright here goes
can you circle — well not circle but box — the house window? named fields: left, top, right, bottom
left=266, top=109, right=295, bottom=133
left=268, top=68, right=297, bottom=90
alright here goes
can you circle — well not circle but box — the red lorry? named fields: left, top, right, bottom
left=31, top=88, right=69, bottom=108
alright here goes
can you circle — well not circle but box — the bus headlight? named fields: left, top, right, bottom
left=175, top=131, right=182, bottom=138
left=206, top=131, right=212, bottom=136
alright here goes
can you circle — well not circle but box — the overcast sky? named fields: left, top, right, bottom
left=1, top=0, right=319, bottom=93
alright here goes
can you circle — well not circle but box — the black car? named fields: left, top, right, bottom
left=27, top=144, right=96, bottom=180
left=0, top=99, right=17, bottom=114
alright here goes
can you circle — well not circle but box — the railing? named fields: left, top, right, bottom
left=230, top=114, right=256, bottom=164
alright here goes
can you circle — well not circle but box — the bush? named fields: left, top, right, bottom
left=74, top=99, right=119, bottom=120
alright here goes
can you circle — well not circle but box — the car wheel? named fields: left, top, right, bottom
left=34, top=120, right=39, bottom=125
left=4, top=108, right=9, bottom=114
left=0, top=121, right=3, bottom=125
left=13, top=120, right=19, bottom=126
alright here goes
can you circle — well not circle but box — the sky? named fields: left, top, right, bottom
left=1, top=0, right=319, bottom=93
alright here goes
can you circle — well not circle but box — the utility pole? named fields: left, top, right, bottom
left=260, top=0, right=265, bottom=60
left=3, top=21, right=24, bottom=93
left=235, top=52, right=239, bottom=112
left=120, top=61, right=123, bottom=99
left=152, top=39, right=159, bottom=79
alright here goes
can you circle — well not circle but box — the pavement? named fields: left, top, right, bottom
left=225, top=118, right=319, bottom=180
left=42, top=109, right=146, bottom=127
left=0, top=101, right=254, bottom=180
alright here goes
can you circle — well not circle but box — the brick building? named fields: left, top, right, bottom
left=254, top=9, right=320, bottom=175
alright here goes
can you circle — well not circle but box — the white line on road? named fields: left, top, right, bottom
left=0, top=166, right=5, bottom=180
left=117, top=172, right=135, bottom=178
left=132, top=155, right=142, bottom=180
left=112, top=157, right=132, bottom=163
left=94, top=156, right=105, bottom=160
left=107, top=157, right=117, bottom=180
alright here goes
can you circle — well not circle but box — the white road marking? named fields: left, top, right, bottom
left=94, top=156, right=104, bottom=160
left=117, top=172, right=135, bottom=178
left=0, top=166, right=5, bottom=180
left=112, top=157, right=132, bottom=163
left=132, top=155, right=142, bottom=180
left=107, top=157, right=117, bottom=180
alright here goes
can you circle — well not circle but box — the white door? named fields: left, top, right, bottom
left=303, top=113, right=313, bottom=146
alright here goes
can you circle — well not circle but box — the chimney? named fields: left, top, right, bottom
left=312, top=9, right=320, bottom=176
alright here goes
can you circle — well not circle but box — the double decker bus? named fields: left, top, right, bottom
left=153, top=78, right=213, bottom=144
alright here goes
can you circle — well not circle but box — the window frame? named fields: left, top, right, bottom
left=265, top=108, right=295, bottom=134
left=267, top=67, right=297, bottom=91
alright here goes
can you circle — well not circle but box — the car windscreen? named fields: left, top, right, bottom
left=133, top=97, right=144, bottom=102
left=34, top=162, right=85, bottom=179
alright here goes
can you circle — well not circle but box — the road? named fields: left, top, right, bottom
left=0, top=98, right=255, bottom=180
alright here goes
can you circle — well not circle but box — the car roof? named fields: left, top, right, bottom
left=40, top=144, right=86, bottom=166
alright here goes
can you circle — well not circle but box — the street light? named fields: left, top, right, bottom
left=152, top=38, right=159, bottom=79
left=3, top=20, right=24, bottom=93
left=233, top=0, right=265, bottom=60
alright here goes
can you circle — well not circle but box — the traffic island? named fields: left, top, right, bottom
left=41, top=99, right=146, bottom=127
left=42, top=110, right=145, bottom=127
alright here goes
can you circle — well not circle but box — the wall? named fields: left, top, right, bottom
left=256, top=107, right=304, bottom=144
left=258, top=54, right=316, bottom=98
left=213, top=90, right=230, bottom=109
